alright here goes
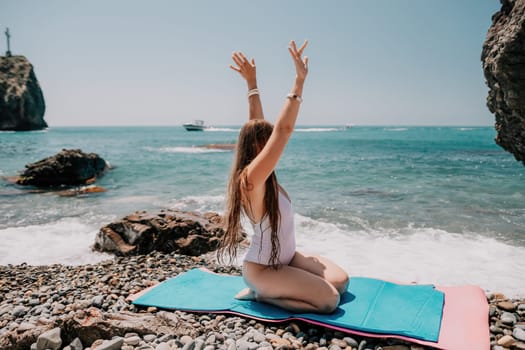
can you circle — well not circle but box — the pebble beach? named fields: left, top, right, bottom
left=1, top=252, right=524, bottom=350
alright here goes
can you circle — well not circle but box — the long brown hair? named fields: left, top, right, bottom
left=219, top=119, right=282, bottom=268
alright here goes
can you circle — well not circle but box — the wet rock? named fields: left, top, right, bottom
left=16, top=149, right=109, bottom=187
left=56, top=185, right=107, bottom=197
left=94, top=210, right=244, bottom=256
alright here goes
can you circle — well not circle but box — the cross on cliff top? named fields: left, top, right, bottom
left=5, top=27, right=12, bottom=57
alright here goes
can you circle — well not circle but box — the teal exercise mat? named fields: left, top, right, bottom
left=132, top=268, right=444, bottom=342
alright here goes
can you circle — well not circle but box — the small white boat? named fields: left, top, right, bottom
left=183, top=120, right=207, bottom=131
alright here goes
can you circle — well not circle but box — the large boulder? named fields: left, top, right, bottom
left=0, top=55, right=47, bottom=131
left=16, top=149, right=108, bottom=187
left=482, top=0, right=525, bottom=165
left=94, top=210, right=243, bottom=256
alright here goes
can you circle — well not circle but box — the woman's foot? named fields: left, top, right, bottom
left=235, top=287, right=256, bottom=300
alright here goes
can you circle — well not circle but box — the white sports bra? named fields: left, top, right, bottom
left=243, top=190, right=296, bottom=266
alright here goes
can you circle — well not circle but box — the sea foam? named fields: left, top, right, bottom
left=1, top=193, right=523, bottom=297
left=155, top=147, right=229, bottom=154
left=0, top=218, right=112, bottom=266
left=291, top=214, right=525, bottom=298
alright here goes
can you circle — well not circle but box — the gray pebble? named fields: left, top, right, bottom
left=36, top=327, right=62, bottom=350
left=514, top=327, right=525, bottom=341
left=69, top=337, right=83, bottom=350
left=490, top=325, right=503, bottom=334
left=28, top=298, right=40, bottom=306
left=265, top=333, right=279, bottom=341
left=182, top=339, right=196, bottom=350
left=0, top=304, right=13, bottom=316
left=489, top=305, right=497, bottom=316
left=224, top=339, right=236, bottom=350
left=180, top=335, right=193, bottom=345
left=18, top=321, right=36, bottom=332
left=155, top=343, right=171, bottom=350
left=12, top=305, right=29, bottom=318
left=137, top=345, right=155, bottom=350
left=235, top=339, right=250, bottom=350
left=93, top=337, right=124, bottom=350
left=124, top=335, right=141, bottom=346
left=343, top=337, right=358, bottom=347
left=92, top=295, right=105, bottom=308
left=501, top=312, right=517, bottom=325
left=194, top=339, right=205, bottom=350
left=143, top=334, right=156, bottom=343
left=252, top=330, right=265, bottom=343
left=206, top=334, right=216, bottom=344
left=158, top=334, right=175, bottom=343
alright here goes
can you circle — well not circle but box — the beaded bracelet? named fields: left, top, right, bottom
left=286, top=93, right=303, bottom=103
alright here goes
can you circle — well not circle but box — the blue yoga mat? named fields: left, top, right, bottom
left=132, top=268, right=444, bottom=342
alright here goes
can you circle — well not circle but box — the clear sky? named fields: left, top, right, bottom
left=1, top=0, right=501, bottom=126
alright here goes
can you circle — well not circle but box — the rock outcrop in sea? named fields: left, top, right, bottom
left=0, top=55, right=47, bottom=131
left=94, top=210, right=244, bottom=256
left=15, top=149, right=108, bottom=187
left=482, top=0, right=525, bottom=165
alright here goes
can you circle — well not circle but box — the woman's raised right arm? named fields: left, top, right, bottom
left=230, top=52, right=264, bottom=120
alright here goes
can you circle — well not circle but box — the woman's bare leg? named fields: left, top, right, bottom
left=242, top=261, right=340, bottom=314
left=289, top=252, right=349, bottom=294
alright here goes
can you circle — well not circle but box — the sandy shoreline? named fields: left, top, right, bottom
left=0, top=252, right=523, bottom=350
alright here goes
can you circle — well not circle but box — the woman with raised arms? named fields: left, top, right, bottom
left=220, top=40, right=349, bottom=314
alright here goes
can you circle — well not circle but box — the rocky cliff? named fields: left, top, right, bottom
left=0, top=55, right=47, bottom=131
left=482, top=0, right=525, bottom=165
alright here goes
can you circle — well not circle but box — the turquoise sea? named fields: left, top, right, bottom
left=1, top=126, right=524, bottom=296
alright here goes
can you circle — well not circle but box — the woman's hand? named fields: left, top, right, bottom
left=230, top=51, right=257, bottom=86
left=288, top=40, right=308, bottom=81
